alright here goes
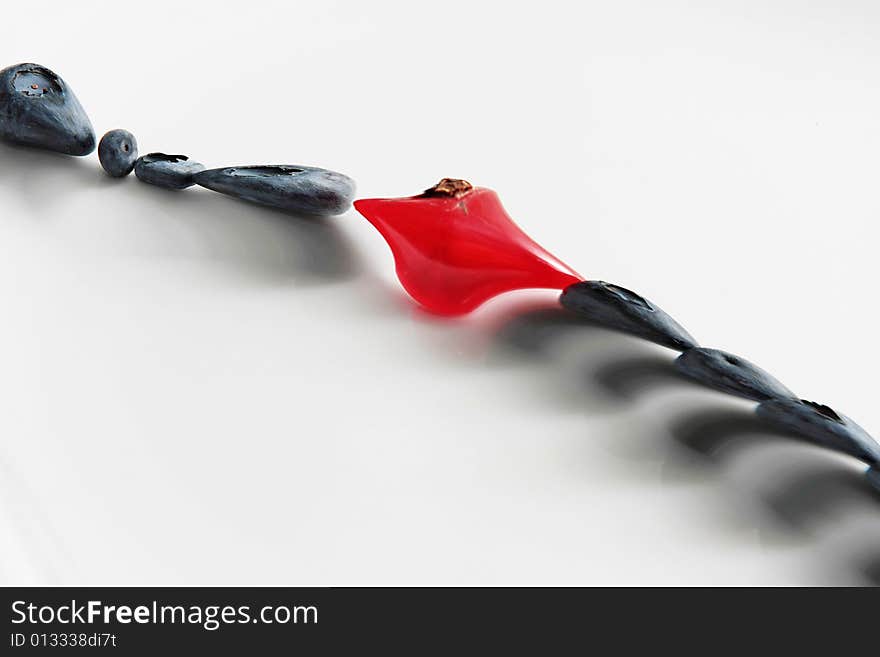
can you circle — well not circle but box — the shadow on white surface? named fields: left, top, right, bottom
left=492, top=303, right=880, bottom=585
left=126, top=182, right=363, bottom=285
left=0, top=143, right=877, bottom=585
left=0, top=141, right=98, bottom=203
left=0, top=141, right=363, bottom=285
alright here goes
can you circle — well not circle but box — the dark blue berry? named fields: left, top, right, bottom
left=98, top=129, right=138, bottom=178
left=757, top=398, right=880, bottom=466
left=134, top=153, right=205, bottom=190
left=192, top=165, right=356, bottom=215
left=0, top=63, right=95, bottom=155
left=559, top=281, right=697, bottom=351
left=867, top=466, right=880, bottom=493
left=675, top=348, right=795, bottom=401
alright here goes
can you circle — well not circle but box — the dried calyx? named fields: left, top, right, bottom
left=803, top=400, right=843, bottom=422
left=422, top=178, right=473, bottom=198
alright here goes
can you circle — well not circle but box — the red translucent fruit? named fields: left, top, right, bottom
left=354, top=183, right=583, bottom=316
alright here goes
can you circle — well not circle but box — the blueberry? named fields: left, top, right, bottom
left=98, top=129, right=138, bottom=178
left=0, top=63, right=95, bottom=155
left=675, top=348, right=795, bottom=401
left=559, top=281, right=697, bottom=351
left=756, top=398, right=880, bottom=466
left=134, top=153, right=205, bottom=190
left=867, top=466, right=880, bottom=493
left=192, top=165, right=356, bottom=215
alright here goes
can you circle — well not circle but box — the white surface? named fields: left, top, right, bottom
left=1, top=0, right=879, bottom=585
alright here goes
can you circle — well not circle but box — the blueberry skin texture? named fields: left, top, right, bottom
left=675, top=348, right=795, bottom=402
left=0, top=63, right=95, bottom=155
left=98, top=129, right=138, bottom=178
left=134, top=153, right=205, bottom=190
left=192, top=165, right=356, bottom=216
left=559, top=280, right=697, bottom=351
left=867, top=466, right=880, bottom=493
left=756, top=398, right=880, bottom=466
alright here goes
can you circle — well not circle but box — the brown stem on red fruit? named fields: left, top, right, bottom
left=422, top=178, right=474, bottom=198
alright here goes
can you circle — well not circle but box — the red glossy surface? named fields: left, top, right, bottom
left=354, top=187, right=583, bottom=315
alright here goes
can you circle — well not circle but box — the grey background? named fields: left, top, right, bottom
left=1, top=0, right=878, bottom=585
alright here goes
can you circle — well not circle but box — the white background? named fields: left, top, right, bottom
left=1, top=0, right=879, bottom=585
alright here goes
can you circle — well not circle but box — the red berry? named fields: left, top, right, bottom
left=354, top=180, right=582, bottom=315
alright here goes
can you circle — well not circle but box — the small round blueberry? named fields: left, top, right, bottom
left=98, top=129, right=138, bottom=177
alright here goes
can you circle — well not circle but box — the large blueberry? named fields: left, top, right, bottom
left=134, top=153, right=205, bottom=190
left=192, top=165, right=356, bottom=215
left=756, top=398, right=880, bottom=466
left=559, top=281, right=697, bottom=351
left=98, top=129, right=138, bottom=178
left=0, top=63, right=95, bottom=155
left=675, top=348, right=795, bottom=401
